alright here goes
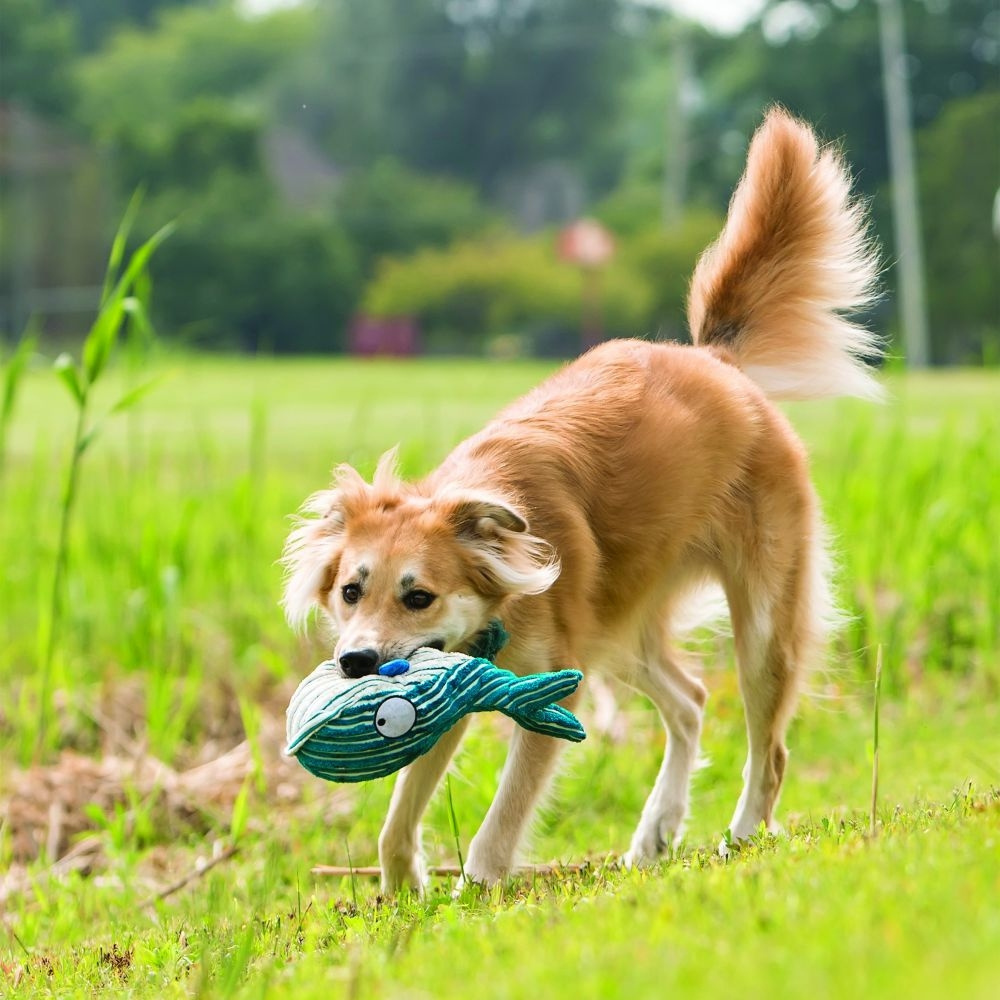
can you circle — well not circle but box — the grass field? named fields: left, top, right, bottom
left=1, top=354, right=998, bottom=998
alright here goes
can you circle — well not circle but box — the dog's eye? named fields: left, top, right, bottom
left=403, top=590, right=436, bottom=611
left=342, top=583, right=362, bottom=605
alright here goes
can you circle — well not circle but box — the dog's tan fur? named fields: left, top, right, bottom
left=283, top=108, right=881, bottom=892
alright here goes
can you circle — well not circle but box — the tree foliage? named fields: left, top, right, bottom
left=147, top=178, right=360, bottom=353
left=362, top=233, right=651, bottom=352
left=277, top=0, right=631, bottom=193
left=5, top=0, right=998, bottom=359
left=50, top=0, right=207, bottom=51
left=335, top=161, right=501, bottom=278
left=916, top=91, right=1000, bottom=362
left=0, top=0, right=77, bottom=116
left=691, top=0, right=999, bottom=202
left=74, top=3, right=310, bottom=135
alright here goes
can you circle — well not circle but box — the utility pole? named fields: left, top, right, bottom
left=662, top=21, right=690, bottom=228
left=876, top=0, right=930, bottom=368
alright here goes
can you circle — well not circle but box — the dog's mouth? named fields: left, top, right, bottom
left=405, top=638, right=446, bottom=658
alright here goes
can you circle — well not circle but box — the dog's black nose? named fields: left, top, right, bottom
left=339, top=648, right=380, bottom=678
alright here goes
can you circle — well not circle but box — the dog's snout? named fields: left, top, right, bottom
left=339, top=648, right=380, bottom=678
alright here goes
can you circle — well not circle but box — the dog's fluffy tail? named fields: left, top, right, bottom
left=688, top=107, right=883, bottom=401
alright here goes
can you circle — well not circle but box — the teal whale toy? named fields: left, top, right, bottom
left=285, top=625, right=585, bottom=783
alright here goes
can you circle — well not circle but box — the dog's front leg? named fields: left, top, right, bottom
left=463, top=722, right=569, bottom=885
left=379, top=716, right=470, bottom=895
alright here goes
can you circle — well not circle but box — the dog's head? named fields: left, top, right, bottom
left=282, top=450, right=559, bottom=675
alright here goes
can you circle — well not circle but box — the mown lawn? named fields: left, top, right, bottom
left=1, top=354, right=998, bottom=998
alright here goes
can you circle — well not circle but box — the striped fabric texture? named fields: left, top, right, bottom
left=285, top=647, right=586, bottom=784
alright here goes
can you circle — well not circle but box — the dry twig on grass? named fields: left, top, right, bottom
left=137, top=843, right=240, bottom=909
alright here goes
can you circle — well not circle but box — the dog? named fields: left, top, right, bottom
left=282, top=108, right=882, bottom=893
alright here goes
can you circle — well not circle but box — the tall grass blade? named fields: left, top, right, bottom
left=230, top=780, right=251, bottom=842
left=52, top=353, right=85, bottom=404
left=445, top=772, right=467, bottom=884
left=345, top=839, right=358, bottom=911
left=35, top=401, right=87, bottom=760
left=870, top=644, right=883, bottom=837
left=109, top=373, right=167, bottom=416
left=35, top=210, right=172, bottom=760
left=0, top=328, right=37, bottom=478
left=121, top=294, right=156, bottom=347
left=85, top=220, right=175, bottom=383
left=101, top=187, right=144, bottom=305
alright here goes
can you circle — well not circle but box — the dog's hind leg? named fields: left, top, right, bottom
left=624, top=622, right=708, bottom=866
left=379, top=716, right=470, bottom=894
left=719, top=515, right=830, bottom=853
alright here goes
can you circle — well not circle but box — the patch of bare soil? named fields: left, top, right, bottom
left=0, top=697, right=347, bottom=905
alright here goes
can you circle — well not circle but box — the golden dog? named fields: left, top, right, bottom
left=283, top=108, right=882, bottom=892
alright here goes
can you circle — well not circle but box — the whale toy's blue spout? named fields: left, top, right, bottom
left=285, top=625, right=585, bottom=783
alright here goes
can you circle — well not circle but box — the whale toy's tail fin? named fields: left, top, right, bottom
left=496, top=669, right=586, bottom=742
left=515, top=704, right=587, bottom=742
left=501, top=669, right=583, bottom=711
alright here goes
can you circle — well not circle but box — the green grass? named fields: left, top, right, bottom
left=1, top=355, right=999, bottom=998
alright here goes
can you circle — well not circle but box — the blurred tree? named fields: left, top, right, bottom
left=8, top=0, right=997, bottom=359
left=279, top=0, right=632, bottom=197
left=49, top=0, right=206, bottom=52
left=593, top=182, right=666, bottom=237
left=0, top=0, right=77, bottom=116
left=112, top=98, right=263, bottom=192
left=69, top=2, right=360, bottom=351
left=115, top=102, right=360, bottom=352
left=362, top=232, right=650, bottom=352
left=75, top=2, right=311, bottom=135
left=616, top=210, right=726, bottom=341
left=146, top=175, right=360, bottom=353
left=664, top=0, right=999, bottom=359
left=690, top=0, right=999, bottom=203
left=335, top=159, right=500, bottom=277
left=916, top=90, right=1000, bottom=362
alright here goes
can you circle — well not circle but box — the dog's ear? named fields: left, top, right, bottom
left=448, top=495, right=529, bottom=536
left=437, top=492, right=560, bottom=598
left=281, top=475, right=358, bottom=630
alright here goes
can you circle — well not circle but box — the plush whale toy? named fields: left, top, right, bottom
left=285, top=623, right=585, bottom=783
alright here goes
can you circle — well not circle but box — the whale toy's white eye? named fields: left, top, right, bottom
left=374, top=697, right=417, bottom=739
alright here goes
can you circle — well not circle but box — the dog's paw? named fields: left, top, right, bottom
left=624, top=814, right=683, bottom=868
left=380, top=854, right=427, bottom=896
left=462, top=842, right=512, bottom=889
left=450, top=870, right=488, bottom=899
left=460, top=862, right=508, bottom=888
left=378, top=836, right=427, bottom=896
left=622, top=840, right=669, bottom=870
